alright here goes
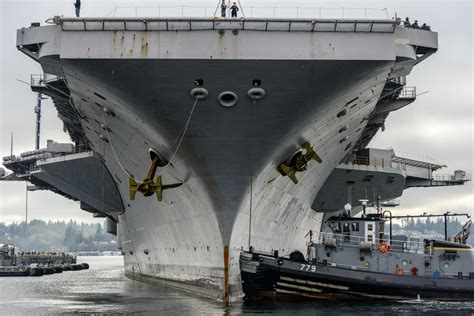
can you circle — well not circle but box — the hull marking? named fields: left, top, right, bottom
left=280, top=276, right=350, bottom=290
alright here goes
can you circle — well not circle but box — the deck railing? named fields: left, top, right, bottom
left=30, top=74, right=61, bottom=87
left=398, top=86, right=416, bottom=99
left=432, top=173, right=471, bottom=182
left=50, top=16, right=396, bottom=33
left=311, top=230, right=427, bottom=255
left=345, top=155, right=386, bottom=168
left=7, top=144, right=92, bottom=175
left=102, top=5, right=390, bottom=20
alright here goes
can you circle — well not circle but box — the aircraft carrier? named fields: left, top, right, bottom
left=3, top=14, right=467, bottom=302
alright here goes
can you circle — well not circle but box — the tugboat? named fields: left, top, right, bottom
left=0, top=244, right=29, bottom=276
left=240, top=203, right=474, bottom=300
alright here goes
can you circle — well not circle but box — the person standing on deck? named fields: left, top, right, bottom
left=230, top=2, right=239, bottom=18
left=74, top=0, right=81, bottom=17
left=221, top=1, right=228, bottom=17
left=404, top=17, right=411, bottom=28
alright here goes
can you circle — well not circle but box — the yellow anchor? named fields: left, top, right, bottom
left=129, top=149, right=183, bottom=202
left=278, top=142, right=322, bottom=184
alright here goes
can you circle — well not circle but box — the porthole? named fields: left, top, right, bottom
left=94, top=92, right=107, bottom=101
left=100, top=124, right=111, bottom=132
left=339, top=136, right=348, bottom=144
left=337, top=109, right=347, bottom=118
left=344, top=142, right=352, bottom=151
left=218, top=91, right=238, bottom=107
left=345, top=96, right=359, bottom=106
left=99, top=134, right=109, bottom=143
left=402, top=260, right=408, bottom=266
left=277, top=259, right=284, bottom=266
left=103, top=107, right=115, bottom=117
left=338, top=125, right=348, bottom=133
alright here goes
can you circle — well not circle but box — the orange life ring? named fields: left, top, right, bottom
left=396, top=268, right=404, bottom=276
left=378, top=243, right=389, bottom=253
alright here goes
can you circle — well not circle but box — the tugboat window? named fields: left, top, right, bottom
left=368, top=224, right=373, bottom=232
left=368, top=235, right=373, bottom=242
left=351, top=222, right=359, bottom=232
left=343, top=223, right=350, bottom=242
left=329, top=222, right=341, bottom=233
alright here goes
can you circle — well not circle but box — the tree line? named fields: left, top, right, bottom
left=0, top=219, right=117, bottom=252
left=392, top=216, right=471, bottom=243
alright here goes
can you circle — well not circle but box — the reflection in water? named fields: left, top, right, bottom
left=0, top=257, right=472, bottom=315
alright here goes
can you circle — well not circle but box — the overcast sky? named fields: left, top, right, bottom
left=0, top=0, right=472, bottom=225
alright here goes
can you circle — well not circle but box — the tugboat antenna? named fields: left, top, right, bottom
left=376, top=195, right=381, bottom=214
left=359, top=199, right=369, bottom=217
left=10, top=132, right=13, bottom=157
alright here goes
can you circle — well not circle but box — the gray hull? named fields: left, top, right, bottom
left=16, top=17, right=438, bottom=301
left=62, top=58, right=390, bottom=299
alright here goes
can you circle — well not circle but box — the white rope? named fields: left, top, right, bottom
left=100, top=96, right=198, bottom=180
left=158, top=97, right=199, bottom=177
left=101, top=139, right=105, bottom=211
left=101, top=113, right=131, bottom=177
left=237, top=0, right=245, bottom=17
left=213, top=0, right=221, bottom=17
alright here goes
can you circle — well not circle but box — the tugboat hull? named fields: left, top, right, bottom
left=240, top=251, right=474, bottom=301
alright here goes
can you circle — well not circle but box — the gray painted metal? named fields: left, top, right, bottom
left=14, top=18, right=438, bottom=301
left=311, top=224, right=474, bottom=276
left=50, top=17, right=396, bottom=33
left=33, top=152, right=124, bottom=213
left=314, top=148, right=469, bottom=214
left=313, top=163, right=405, bottom=214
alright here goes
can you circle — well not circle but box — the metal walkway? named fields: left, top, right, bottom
left=313, top=148, right=470, bottom=213
left=48, top=16, right=396, bottom=33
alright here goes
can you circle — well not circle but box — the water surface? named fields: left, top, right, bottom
left=0, top=256, right=473, bottom=315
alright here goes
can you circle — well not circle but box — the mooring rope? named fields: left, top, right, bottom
left=158, top=97, right=199, bottom=177
left=100, top=95, right=198, bottom=180
left=101, top=113, right=131, bottom=177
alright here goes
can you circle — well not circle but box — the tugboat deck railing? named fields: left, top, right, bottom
left=315, top=231, right=428, bottom=255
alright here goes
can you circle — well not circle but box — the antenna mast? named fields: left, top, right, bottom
left=34, top=92, right=43, bottom=150
left=32, top=75, right=48, bottom=150
left=10, top=132, right=13, bottom=157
